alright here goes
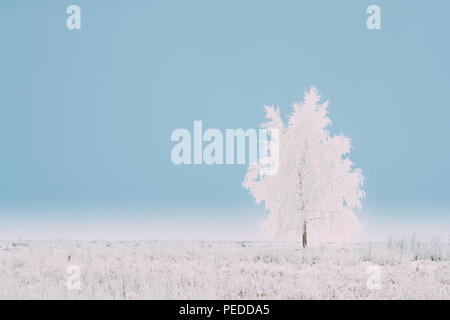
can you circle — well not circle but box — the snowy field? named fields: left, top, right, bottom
left=0, top=238, right=449, bottom=299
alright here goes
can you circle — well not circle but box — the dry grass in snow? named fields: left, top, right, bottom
left=0, top=238, right=449, bottom=299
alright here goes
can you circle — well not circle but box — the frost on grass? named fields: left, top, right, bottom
left=0, top=238, right=449, bottom=299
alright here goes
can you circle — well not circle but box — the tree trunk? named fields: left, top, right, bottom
left=302, top=219, right=307, bottom=248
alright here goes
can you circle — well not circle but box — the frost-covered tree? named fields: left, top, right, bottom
left=243, top=87, right=365, bottom=246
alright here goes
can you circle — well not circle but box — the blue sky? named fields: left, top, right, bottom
left=0, top=1, right=449, bottom=239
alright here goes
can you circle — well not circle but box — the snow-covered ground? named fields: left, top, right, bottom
left=0, top=238, right=449, bottom=299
